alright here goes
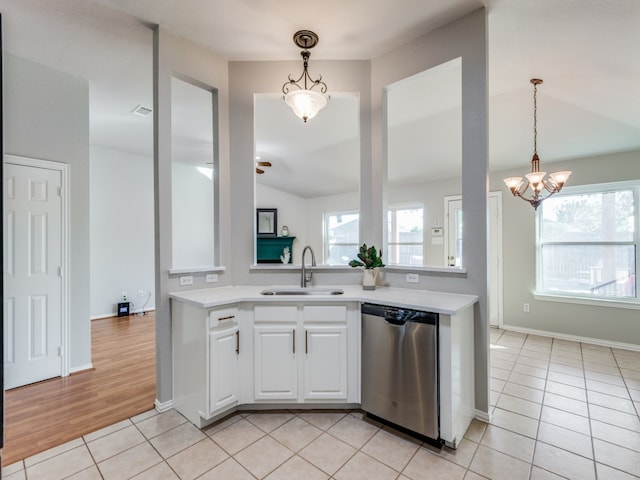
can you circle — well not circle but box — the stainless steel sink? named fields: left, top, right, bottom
left=260, top=288, right=344, bottom=296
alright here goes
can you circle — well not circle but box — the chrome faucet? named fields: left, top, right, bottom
left=300, top=245, right=316, bottom=288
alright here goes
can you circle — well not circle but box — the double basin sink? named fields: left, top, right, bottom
left=260, top=287, right=344, bottom=296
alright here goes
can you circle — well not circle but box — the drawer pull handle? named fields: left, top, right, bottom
left=305, top=330, right=308, bottom=354
left=235, top=331, right=240, bottom=354
left=218, top=315, right=235, bottom=322
left=292, top=329, right=296, bottom=354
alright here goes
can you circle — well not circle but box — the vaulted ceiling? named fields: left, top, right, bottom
left=1, top=0, right=638, bottom=194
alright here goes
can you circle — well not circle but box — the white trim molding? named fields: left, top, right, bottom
left=499, top=324, right=640, bottom=352
left=69, top=363, right=93, bottom=374
left=474, top=409, right=491, bottom=424
left=155, top=398, right=174, bottom=412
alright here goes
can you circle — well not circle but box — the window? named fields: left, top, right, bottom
left=537, top=181, right=638, bottom=303
left=387, top=205, right=424, bottom=265
left=324, top=210, right=359, bottom=265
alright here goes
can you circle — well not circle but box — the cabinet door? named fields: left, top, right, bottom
left=209, top=325, right=239, bottom=414
left=303, top=324, right=348, bottom=400
left=254, top=324, right=297, bottom=400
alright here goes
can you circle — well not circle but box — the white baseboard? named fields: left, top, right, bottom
left=155, top=398, right=173, bottom=413
left=70, top=363, right=94, bottom=374
left=91, top=308, right=156, bottom=321
left=500, top=324, right=640, bottom=352
left=474, top=409, right=490, bottom=423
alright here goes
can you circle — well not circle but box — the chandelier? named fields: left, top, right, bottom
left=282, top=30, right=328, bottom=123
left=504, top=79, right=571, bottom=209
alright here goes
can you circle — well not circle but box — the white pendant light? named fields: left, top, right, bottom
left=282, top=30, right=329, bottom=123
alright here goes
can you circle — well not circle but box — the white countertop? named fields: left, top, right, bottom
left=169, top=285, right=478, bottom=316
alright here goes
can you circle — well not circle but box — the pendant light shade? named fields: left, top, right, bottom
left=284, top=89, right=328, bottom=122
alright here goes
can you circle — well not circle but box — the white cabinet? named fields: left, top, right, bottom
left=209, top=324, right=239, bottom=412
left=172, top=299, right=359, bottom=426
left=172, top=301, right=240, bottom=427
left=253, top=324, right=297, bottom=400
left=252, top=304, right=354, bottom=403
left=303, top=323, right=348, bottom=400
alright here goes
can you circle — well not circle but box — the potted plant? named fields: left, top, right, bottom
left=349, top=244, right=385, bottom=290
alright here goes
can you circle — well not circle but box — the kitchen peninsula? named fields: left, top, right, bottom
left=170, top=285, right=478, bottom=448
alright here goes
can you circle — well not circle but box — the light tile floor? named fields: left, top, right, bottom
left=4, top=328, right=640, bottom=479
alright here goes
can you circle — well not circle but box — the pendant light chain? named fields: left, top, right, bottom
left=533, top=81, right=538, bottom=155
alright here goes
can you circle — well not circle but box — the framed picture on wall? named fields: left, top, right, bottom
left=257, top=208, right=277, bottom=237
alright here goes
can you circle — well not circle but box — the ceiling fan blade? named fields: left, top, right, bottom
left=256, top=168, right=264, bottom=174
left=256, top=161, right=272, bottom=167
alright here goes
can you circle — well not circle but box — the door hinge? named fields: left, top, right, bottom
left=58, top=346, right=62, bottom=357
left=58, top=266, right=62, bottom=277
left=58, top=186, right=62, bottom=197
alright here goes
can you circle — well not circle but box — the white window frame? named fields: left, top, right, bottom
left=535, top=179, right=640, bottom=309
left=323, top=210, right=359, bottom=265
left=387, top=203, right=424, bottom=265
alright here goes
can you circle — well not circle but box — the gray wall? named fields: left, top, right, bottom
left=493, top=149, right=640, bottom=345
left=371, top=9, right=489, bottom=415
left=228, top=60, right=372, bottom=287
left=223, top=9, right=489, bottom=415
left=5, top=54, right=91, bottom=370
left=153, top=27, right=231, bottom=405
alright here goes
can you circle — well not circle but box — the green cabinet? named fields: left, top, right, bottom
left=257, top=237, right=295, bottom=264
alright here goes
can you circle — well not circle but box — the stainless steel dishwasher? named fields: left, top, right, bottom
left=361, top=303, right=440, bottom=443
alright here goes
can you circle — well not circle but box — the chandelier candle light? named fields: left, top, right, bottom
left=504, top=79, right=571, bottom=209
left=282, top=30, right=329, bottom=123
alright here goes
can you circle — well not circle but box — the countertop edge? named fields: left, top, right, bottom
left=168, top=285, right=478, bottom=316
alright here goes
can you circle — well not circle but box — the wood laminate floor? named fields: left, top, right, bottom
left=3, top=312, right=156, bottom=466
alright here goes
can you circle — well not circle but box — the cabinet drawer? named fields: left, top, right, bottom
left=303, top=305, right=347, bottom=322
left=208, top=307, right=238, bottom=329
left=254, top=305, right=297, bottom=323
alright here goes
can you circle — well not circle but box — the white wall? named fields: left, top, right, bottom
left=305, top=191, right=360, bottom=263
left=5, top=54, right=91, bottom=370
left=171, top=162, right=214, bottom=269
left=256, top=183, right=362, bottom=265
left=90, top=145, right=155, bottom=318
left=255, top=183, right=307, bottom=258
left=388, top=177, right=461, bottom=266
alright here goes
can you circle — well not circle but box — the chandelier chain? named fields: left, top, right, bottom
left=533, top=81, right=538, bottom=155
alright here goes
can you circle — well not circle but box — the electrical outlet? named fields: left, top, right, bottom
left=138, top=290, right=144, bottom=297
left=180, top=275, right=193, bottom=286
left=406, top=273, right=419, bottom=283
left=206, top=273, right=218, bottom=283
left=523, top=303, right=530, bottom=313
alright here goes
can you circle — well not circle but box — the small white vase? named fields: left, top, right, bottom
left=362, top=268, right=378, bottom=290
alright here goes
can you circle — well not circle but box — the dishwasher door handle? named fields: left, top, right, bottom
left=384, top=318, right=406, bottom=326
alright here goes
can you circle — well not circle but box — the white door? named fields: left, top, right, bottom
left=444, top=197, right=462, bottom=267
left=253, top=324, right=297, bottom=400
left=4, top=162, right=63, bottom=389
left=209, top=325, right=239, bottom=414
left=488, top=193, right=503, bottom=327
left=303, top=324, right=348, bottom=400
left=445, top=193, right=503, bottom=327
